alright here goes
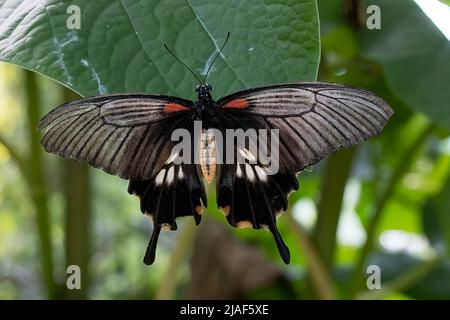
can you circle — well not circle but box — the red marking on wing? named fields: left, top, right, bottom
left=164, top=103, right=189, bottom=113
left=223, top=98, right=250, bottom=109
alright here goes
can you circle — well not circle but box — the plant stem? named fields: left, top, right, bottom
left=24, top=70, right=57, bottom=299
left=0, top=133, right=30, bottom=182
left=155, top=219, right=197, bottom=300
left=314, top=148, right=356, bottom=270
left=64, top=160, right=91, bottom=299
left=61, top=89, right=92, bottom=299
left=287, top=214, right=336, bottom=300
left=348, top=123, right=435, bottom=297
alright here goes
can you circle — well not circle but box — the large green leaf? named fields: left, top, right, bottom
left=359, top=0, right=450, bottom=129
left=0, top=0, right=320, bottom=99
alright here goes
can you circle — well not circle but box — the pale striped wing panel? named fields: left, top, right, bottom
left=218, top=82, right=393, bottom=173
left=39, top=94, right=193, bottom=180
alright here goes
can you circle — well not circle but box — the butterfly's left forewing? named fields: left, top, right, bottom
left=39, top=94, right=193, bottom=181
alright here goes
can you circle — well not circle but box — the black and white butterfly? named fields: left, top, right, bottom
left=38, top=38, right=393, bottom=265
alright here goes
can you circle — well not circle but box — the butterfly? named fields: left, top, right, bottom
left=38, top=35, right=393, bottom=265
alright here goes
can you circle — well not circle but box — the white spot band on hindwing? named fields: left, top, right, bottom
left=166, top=151, right=178, bottom=164
left=178, top=166, right=184, bottom=179
left=155, top=169, right=166, bottom=185
left=245, top=163, right=255, bottom=182
left=254, top=166, right=267, bottom=182
left=236, top=164, right=243, bottom=177
left=239, top=147, right=257, bottom=162
left=166, top=166, right=174, bottom=185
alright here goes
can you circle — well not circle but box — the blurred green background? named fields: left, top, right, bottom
left=0, top=0, right=450, bottom=299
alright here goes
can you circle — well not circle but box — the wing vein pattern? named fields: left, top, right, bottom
left=216, top=82, right=393, bottom=264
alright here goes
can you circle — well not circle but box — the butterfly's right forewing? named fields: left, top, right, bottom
left=218, top=82, right=393, bottom=174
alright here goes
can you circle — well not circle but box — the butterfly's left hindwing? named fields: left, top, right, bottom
left=129, top=163, right=207, bottom=265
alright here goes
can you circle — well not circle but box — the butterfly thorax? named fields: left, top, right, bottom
left=195, top=83, right=213, bottom=102
left=195, top=83, right=218, bottom=114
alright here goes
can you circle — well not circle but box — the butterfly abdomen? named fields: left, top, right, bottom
left=200, top=128, right=217, bottom=183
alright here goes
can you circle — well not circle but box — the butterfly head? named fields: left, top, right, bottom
left=196, top=84, right=213, bottom=102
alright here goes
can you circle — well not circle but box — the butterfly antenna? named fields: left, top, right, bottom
left=163, top=43, right=202, bottom=84
left=203, top=32, right=230, bottom=83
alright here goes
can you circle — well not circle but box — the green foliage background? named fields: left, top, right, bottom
left=0, top=0, right=449, bottom=299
